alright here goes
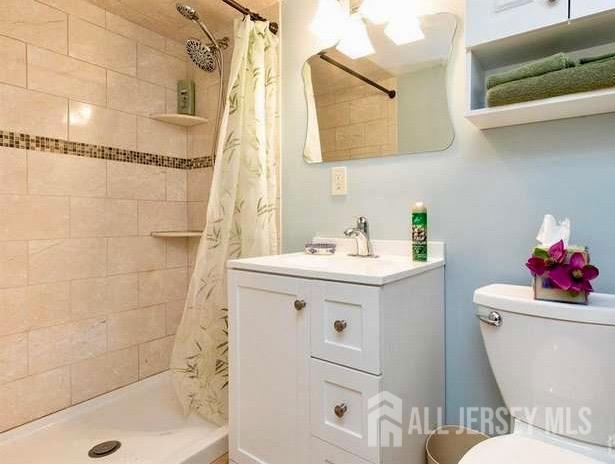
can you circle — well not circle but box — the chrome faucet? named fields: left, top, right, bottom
left=344, top=217, right=376, bottom=258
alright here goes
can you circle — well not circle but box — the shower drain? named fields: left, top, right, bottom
left=88, top=440, right=122, bottom=458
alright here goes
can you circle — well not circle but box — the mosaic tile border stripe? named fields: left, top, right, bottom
left=0, top=130, right=213, bottom=170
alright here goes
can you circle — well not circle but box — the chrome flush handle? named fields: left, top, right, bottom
left=477, top=311, right=502, bottom=327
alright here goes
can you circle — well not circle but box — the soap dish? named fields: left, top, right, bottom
left=304, top=241, right=336, bottom=255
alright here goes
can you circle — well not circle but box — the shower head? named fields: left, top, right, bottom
left=186, top=39, right=217, bottom=72
left=176, top=3, right=200, bottom=21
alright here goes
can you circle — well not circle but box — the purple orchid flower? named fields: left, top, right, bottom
left=525, top=239, right=567, bottom=276
left=549, top=252, right=599, bottom=294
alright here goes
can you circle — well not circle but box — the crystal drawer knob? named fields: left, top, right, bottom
left=334, top=403, right=348, bottom=418
left=333, top=320, right=347, bottom=333
left=294, top=299, right=306, bottom=311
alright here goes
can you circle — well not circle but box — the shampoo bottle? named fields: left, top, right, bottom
left=412, top=202, right=428, bottom=262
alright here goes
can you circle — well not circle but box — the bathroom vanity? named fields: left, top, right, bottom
left=228, top=240, right=445, bottom=464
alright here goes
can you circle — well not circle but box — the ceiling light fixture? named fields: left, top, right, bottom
left=358, top=0, right=393, bottom=25
left=385, top=15, right=425, bottom=45
left=336, top=14, right=375, bottom=59
left=309, top=0, right=348, bottom=49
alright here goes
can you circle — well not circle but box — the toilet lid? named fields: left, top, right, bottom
left=459, top=435, right=602, bottom=464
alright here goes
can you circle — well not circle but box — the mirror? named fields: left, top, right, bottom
left=303, top=12, right=457, bottom=163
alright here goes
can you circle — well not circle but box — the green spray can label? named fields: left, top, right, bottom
left=412, top=202, right=428, bottom=262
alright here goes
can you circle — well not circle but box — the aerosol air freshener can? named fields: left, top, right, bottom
left=412, top=202, right=428, bottom=262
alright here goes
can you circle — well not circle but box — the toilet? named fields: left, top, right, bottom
left=465, top=284, right=615, bottom=463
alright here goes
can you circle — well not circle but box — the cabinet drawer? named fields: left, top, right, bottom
left=310, top=281, right=380, bottom=374
left=310, top=359, right=382, bottom=463
left=311, top=437, right=372, bottom=464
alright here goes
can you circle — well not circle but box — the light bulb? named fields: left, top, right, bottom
left=385, top=15, right=424, bottom=45
left=336, top=15, right=375, bottom=59
left=309, top=0, right=348, bottom=48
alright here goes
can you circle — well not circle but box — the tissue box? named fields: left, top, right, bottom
left=533, top=246, right=590, bottom=305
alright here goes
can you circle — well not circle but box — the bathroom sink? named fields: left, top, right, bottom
left=228, top=239, right=445, bottom=285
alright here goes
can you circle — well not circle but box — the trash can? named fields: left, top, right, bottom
left=425, top=426, right=489, bottom=464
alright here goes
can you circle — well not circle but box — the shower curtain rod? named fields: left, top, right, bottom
left=221, top=0, right=279, bottom=35
left=318, top=52, right=397, bottom=99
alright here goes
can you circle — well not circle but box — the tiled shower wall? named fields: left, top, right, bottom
left=0, top=0, right=215, bottom=432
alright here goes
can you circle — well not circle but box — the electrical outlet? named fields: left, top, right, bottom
left=331, top=166, right=347, bottom=196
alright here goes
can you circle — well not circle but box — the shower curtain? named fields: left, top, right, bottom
left=171, top=18, right=279, bottom=425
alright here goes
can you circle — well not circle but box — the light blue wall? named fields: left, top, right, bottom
left=281, top=0, right=615, bottom=424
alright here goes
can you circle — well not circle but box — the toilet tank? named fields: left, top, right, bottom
left=474, top=284, right=615, bottom=448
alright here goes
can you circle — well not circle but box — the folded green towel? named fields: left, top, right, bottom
left=579, top=51, right=615, bottom=64
left=486, top=56, right=615, bottom=107
left=486, top=53, right=576, bottom=90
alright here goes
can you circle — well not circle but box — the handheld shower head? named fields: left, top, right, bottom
left=176, top=3, right=199, bottom=21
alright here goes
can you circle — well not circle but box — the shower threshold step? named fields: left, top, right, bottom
left=150, top=114, right=209, bottom=127
left=151, top=230, right=203, bottom=238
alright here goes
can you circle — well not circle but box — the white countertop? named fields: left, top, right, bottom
left=228, top=240, right=445, bottom=286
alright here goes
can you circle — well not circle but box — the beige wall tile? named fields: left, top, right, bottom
left=70, top=198, right=137, bottom=237
left=0, top=0, right=67, bottom=54
left=28, top=151, right=107, bottom=197
left=137, top=117, right=187, bottom=158
left=0, top=333, right=28, bottom=385
left=166, top=239, right=188, bottom=268
left=188, top=237, right=199, bottom=268
left=107, top=305, right=166, bottom=351
left=336, top=124, right=365, bottom=150
left=29, top=317, right=107, bottom=374
left=365, top=120, right=388, bottom=146
left=28, top=46, right=106, bottom=106
left=0, top=242, right=28, bottom=289
left=70, top=346, right=138, bottom=404
left=0, top=283, right=70, bottom=336
left=165, top=299, right=185, bottom=336
left=165, top=39, right=189, bottom=61
left=188, top=202, right=207, bottom=231
left=166, top=169, right=187, bottom=201
left=38, top=0, right=106, bottom=27
left=0, top=36, right=26, bottom=87
left=69, top=17, right=136, bottom=76
left=69, top=101, right=137, bottom=150
left=106, top=12, right=166, bottom=51
left=0, top=84, right=68, bottom=139
left=108, top=161, right=166, bottom=200
left=71, top=274, right=138, bottom=320
left=165, top=88, right=178, bottom=114
left=0, top=367, right=70, bottom=432
left=29, top=238, right=107, bottom=284
left=350, top=95, right=387, bottom=124
left=137, top=44, right=187, bottom=89
left=0, top=195, right=69, bottom=241
left=318, top=102, right=350, bottom=130
left=138, top=201, right=187, bottom=236
left=139, top=335, right=174, bottom=379
left=187, top=168, right=213, bottom=202
left=27, top=282, right=71, bottom=330
left=107, top=71, right=166, bottom=117
left=138, top=267, right=188, bottom=307
left=107, top=237, right=165, bottom=275
left=0, top=147, right=27, bottom=194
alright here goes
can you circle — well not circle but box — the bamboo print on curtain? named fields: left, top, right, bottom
left=171, top=18, right=279, bottom=424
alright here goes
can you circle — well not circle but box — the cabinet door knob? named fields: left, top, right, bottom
left=294, top=299, right=306, bottom=311
left=333, top=320, right=347, bottom=333
left=334, top=403, right=348, bottom=418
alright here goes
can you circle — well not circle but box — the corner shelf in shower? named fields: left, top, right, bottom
left=151, top=231, right=203, bottom=238
left=150, top=114, right=209, bottom=127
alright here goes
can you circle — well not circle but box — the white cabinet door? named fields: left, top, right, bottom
left=229, top=270, right=311, bottom=464
left=571, top=1, right=615, bottom=18
left=466, top=0, right=569, bottom=47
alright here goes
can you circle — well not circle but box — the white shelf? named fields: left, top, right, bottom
left=150, top=114, right=208, bottom=127
left=466, top=87, right=615, bottom=129
left=151, top=231, right=203, bottom=238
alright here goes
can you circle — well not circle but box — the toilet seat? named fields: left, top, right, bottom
left=459, top=434, right=603, bottom=464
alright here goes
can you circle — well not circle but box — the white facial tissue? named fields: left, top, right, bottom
left=536, top=214, right=571, bottom=248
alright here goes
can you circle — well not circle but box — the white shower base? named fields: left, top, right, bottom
left=0, top=371, right=228, bottom=464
